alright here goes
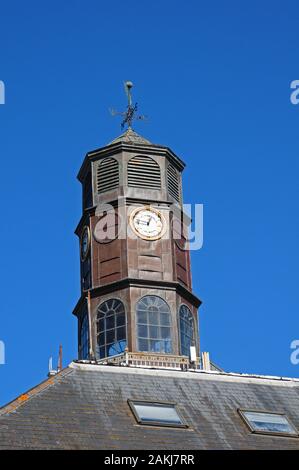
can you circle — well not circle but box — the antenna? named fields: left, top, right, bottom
left=58, top=344, right=63, bottom=372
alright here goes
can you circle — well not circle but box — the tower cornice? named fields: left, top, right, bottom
left=77, top=140, right=186, bottom=183
left=73, top=278, right=202, bottom=318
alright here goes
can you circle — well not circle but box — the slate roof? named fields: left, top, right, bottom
left=1, top=362, right=299, bottom=450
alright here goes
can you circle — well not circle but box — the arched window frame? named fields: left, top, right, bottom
left=178, top=305, right=195, bottom=357
left=136, top=295, right=173, bottom=354
left=96, top=298, right=127, bottom=359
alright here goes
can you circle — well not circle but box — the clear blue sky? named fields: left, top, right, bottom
left=0, top=0, right=299, bottom=405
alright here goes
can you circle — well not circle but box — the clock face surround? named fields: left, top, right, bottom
left=80, top=226, right=91, bottom=261
left=130, top=206, right=166, bottom=240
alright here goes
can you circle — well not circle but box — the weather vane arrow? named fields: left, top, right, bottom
left=110, top=81, right=147, bottom=130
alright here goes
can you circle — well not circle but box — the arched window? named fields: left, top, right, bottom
left=128, top=156, right=161, bottom=189
left=79, top=312, right=89, bottom=360
left=96, top=299, right=126, bottom=359
left=136, top=296, right=172, bottom=353
left=179, top=305, right=195, bottom=356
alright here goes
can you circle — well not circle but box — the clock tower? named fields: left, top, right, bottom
left=73, top=84, right=201, bottom=368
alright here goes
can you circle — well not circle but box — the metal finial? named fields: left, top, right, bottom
left=125, top=81, right=133, bottom=107
left=110, top=81, right=147, bottom=130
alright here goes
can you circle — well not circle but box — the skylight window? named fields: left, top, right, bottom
left=239, top=410, right=298, bottom=437
left=128, top=401, right=187, bottom=428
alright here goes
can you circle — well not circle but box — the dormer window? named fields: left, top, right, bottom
left=128, top=400, right=187, bottom=428
left=239, top=410, right=298, bottom=437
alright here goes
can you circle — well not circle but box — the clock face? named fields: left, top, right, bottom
left=80, top=226, right=90, bottom=261
left=130, top=207, right=166, bottom=240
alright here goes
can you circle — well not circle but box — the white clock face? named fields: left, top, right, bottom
left=131, top=208, right=166, bottom=240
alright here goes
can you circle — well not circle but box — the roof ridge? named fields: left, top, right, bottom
left=69, top=361, right=299, bottom=384
left=0, top=367, right=73, bottom=416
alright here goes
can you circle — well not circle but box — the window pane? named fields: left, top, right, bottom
left=164, top=339, right=172, bottom=353
left=99, top=346, right=106, bottom=359
left=97, top=318, right=104, bottom=332
left=150, top=339, right=165, bottom=352
left=106, top=315, right=115, bottom=330
left=138, top=338, right=149, bottom=352
left=148, top=310, right=158, bottom=325
left=116, top=313, right=126, bottom=327
left=241, top=411, right=298, bottom=435
left=106, top=329, right=115, bottom=344
left=108, top=340, right=126, bottom=356
left=137, top=311, right=147, bottom=324
left=130, top=401, right=185, bottom=427
left=135, top=404, right=181, bottom=424
left=161, top=326, right=171, bottom=339
left=116, top=326, right=126, bottom=341
left=149, top=325, right=159, bottom=339
left=160, top=312, right=171, bottom=326
left=98, top=332, right=105, bottom=346
left=138, top=324, right=148, bottom=338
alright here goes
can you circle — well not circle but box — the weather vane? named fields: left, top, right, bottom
left=110, top=81, right=147, bottom=130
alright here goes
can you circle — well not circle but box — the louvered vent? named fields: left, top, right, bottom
left=128, top=156, right=161, bottom=189
left=167, top=165, right=181, bottom=202
left=97, top=158, right=119, bottom=193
